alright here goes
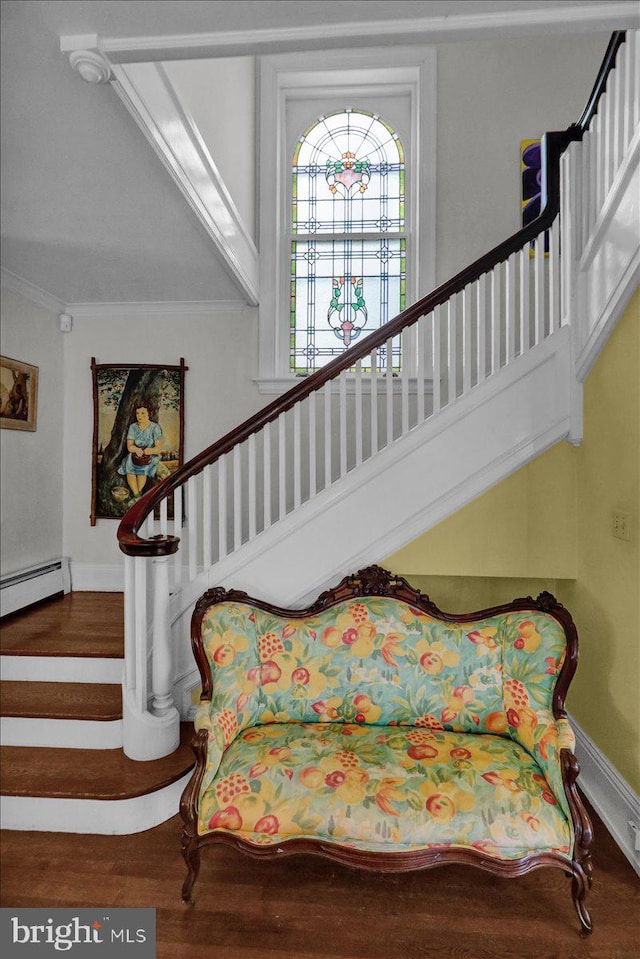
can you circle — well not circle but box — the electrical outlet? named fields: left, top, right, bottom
left=612, top=510, right=631, bottom=541
left=629, top=820, right=640, bottom=853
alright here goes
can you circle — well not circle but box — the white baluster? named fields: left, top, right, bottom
left=595, top=107, right=605, bottom=215
left=248, top=434, right=257, bottom=540
left=549, top=215, right=560, bottom=335
left=491, top=265, right=501, bottom=373
left=355, top=359, right=363, bottom=466
left=505, top=253, right=516, bottom=359
left=370, top=348, right=378, bottom=456
left=233, top=445, right=242, bottom=551
left=632, top=31, right=640, bottom=136
left=417, top=315, right=426, bottom=425
left=603, top=81, right=614, bottom=196
left=448, top=295, right=458, bottom=403
left=202, top=466, right=212, bottom=569
left=124, top=555, right=136, bottom=694
left=324, top=381, right=332, bottom=488
left=278, top=412, right=286, bottom=519
left=518, top=248, right=529, bottom=355
left=263, top=424, right=271, bottom=532
left=386, top=336, right=394, bottom=446
left=188, top=475, right=198, bottom=580
left=533, top=233, right=543, bottom=345
left=172, top=485, right=182, bottom=586
left=432, top=306, right=441, bottom=413
left=293, top=403, right=301, bottom=508
left=151, top=555, right=174, bottom=716
left=340, top=370, right=347, bottom=477
left=218, top=456, right=227, bottom=561
left=159, top=496, right=168, bottom=538
left=462, top=285, right=472, bottom=392
left=622, top=33, right=633, bottom=150
left=308, top=392, right=317, bottom=499
left=589, top=111, right=598, bottom=236
left=134, top=556, right=147, bottom=713
left=580, top=131, right=590, bottom=258
left=477, top=274, right=487, bottom=379
left=401, top=331, right=410, bottom=435
left=612, top=56, right=624, bottom=178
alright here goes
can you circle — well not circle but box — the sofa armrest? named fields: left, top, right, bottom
left=193, top=700, right=234, bottom=796
left=522, top=715, right=576, bottom=821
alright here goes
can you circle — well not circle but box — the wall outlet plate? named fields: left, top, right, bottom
left=612, top=510, right=631, bottom=541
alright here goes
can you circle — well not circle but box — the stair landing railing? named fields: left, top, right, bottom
left=117, top=31, right=636, bottom=761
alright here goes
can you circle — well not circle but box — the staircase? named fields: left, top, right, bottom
left=0, top=593, right=194, bottom=833
left=1, top=30, right=638, bottom=833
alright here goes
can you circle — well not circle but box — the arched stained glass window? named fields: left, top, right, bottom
left=290, top=109, right=406, bottom=373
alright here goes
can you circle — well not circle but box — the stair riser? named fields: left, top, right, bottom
left=1, top=656, right=123, bottom=684
left=0, top=772, right=190, bottom=834
left=1, top=717, right=123, bottom=750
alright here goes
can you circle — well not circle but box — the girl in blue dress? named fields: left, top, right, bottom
left=118, top=405, right=163, bottom=499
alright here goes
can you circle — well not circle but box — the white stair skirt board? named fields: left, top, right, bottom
left=0, top=717, right=123, bottom=750
left=0, top=771, right=192, bottom=835
left=570, top=712, right=640, bottom=877
left=1, top=656, right=123, bottom=684
left=1, top=558, right=71, bottom=617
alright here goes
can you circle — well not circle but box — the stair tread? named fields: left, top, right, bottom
left=1, top=592, right=124, bottom=659
left=0, top=681, right=122, bottom=721
left=0, top=723, right=194, bottom=800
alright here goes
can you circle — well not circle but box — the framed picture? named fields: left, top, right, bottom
left=0, top=355, right=38, bottom=431
left=521, top=138, right=549, bottom=255
left=91, top=358, right=187, bottom=525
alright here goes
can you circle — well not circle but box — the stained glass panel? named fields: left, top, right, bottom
left=290, top=109, right=406, bottom=373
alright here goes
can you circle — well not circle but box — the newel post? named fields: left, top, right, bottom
left=119, top=523, right=181, bottom=761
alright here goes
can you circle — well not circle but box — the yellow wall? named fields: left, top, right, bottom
left=385, top=288, right=640, bottom=792
left=561, top=288, right=639, bottom=792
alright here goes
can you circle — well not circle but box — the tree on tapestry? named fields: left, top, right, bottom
left=291, top=109, right=406, bottom=374
left=91, top=361, right=186, bottom=524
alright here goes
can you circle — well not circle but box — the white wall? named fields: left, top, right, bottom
left=162, top=57, right=256, bottom=242
left=62, top=307, right=265, bottom=587
left=0, top=286, right=64, bottom=575
left=435, top=31, right=608, bottom=284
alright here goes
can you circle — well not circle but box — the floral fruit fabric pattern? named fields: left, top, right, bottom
left=197, top=722, right=571, bottom=857
left=196, top=596, right=573, bottom=858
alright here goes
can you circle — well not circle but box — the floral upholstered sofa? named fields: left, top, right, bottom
left=180, top=566, right=593, bottom=933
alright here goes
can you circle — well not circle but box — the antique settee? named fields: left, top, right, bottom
left=180, top=566, right=593, bottom=933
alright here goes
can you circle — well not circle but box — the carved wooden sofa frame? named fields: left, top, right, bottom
left=180, top=566, right=593, bottom=934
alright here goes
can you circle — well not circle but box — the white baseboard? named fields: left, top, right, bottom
left=1, top=655, right=123, bottom=684
left=70, top=563, right=125, bottom=592
left=1, top=558, right=71, bottom=617
left=0, top=716, right=123, bottom=750
left=0, top=771, right=191, bottom=835
left=569, top=712, right=640, bottom=876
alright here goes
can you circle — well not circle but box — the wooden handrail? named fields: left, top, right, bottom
left=118, top=31, right=626, bottom=558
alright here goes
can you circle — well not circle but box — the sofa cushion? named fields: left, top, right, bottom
left=198, top=722, right=572, bottom=860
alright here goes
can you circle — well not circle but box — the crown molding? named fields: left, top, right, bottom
left=65, top=300, right=248, bottom=318
left=0, top=267, right=66, bottom=314
left=61, top=4, right=639, bottom=64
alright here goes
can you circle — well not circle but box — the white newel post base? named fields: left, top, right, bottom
left=122, top=688, right=180, bottom=761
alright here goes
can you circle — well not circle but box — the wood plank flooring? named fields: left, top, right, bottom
left=1, top=798, right=638, bottom=959
left=0, top=724, right=194, bottom=800
left=0, top=592, right=124, bottom=657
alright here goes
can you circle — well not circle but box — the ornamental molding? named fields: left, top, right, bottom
left=68, top=49, right=111, bottom=84
left=61, top=5, right=639, bottom=64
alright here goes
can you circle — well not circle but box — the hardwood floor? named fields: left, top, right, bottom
left=0, top=592, right=124, bottom=657
left=1, top=798, right=638, bottom=959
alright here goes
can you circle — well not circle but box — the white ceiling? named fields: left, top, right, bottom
left=0, top=1, right=635, bottom=306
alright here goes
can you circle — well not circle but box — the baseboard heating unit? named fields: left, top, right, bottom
left=1, top=558, right=71, bottom=617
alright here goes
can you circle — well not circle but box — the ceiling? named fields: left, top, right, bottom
left=0, top=1, right=635, bottom=306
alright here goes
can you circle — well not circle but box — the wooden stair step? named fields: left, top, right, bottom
left=1, top=592, right=124, bottom=658
left=0, top=681, right=122, bottom=721
left=0, top=724, right=194, bottom=800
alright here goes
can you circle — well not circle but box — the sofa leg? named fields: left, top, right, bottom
left=570, top=862, right=593, bottom=936
left=181, top=829, right=200, bottom=903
